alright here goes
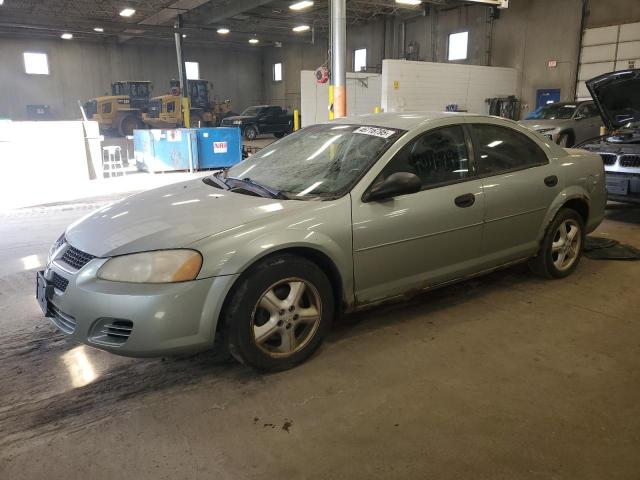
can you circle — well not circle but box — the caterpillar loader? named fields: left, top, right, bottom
left=142, top=79, right=235, bottom=129
left=83, top=81, right=152, bottom=136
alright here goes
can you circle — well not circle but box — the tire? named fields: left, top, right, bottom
left=244, top=125, right=258, bottom=140
left=222, top=254, right=334, bottom=372
left=118, top=114, right=141, bottom=137
left=529, top=208, right=585, bottom=279
left=189, top=115, right=202, bottom=128
left=274, top=131, right=286, bottom=138
left=557, top=132, right=573, bottom=148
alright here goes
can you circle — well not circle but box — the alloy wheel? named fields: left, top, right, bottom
left=551, top=219, right=581, bottom=271
left=251, top=278, right=322, bottom=357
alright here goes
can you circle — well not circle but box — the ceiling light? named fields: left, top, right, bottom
left=0, top=1, right=5, bottom=5
left=249, top=38, right=259, bottom=44
left=61, top=33, right=73, bottom=40
left=182, top=34, right=187, bottom=38
left=119, top=8, right=136, bottom=17
left=289, top=1, right=314, bottom=11
left=94, top=27, right=104, bottom=32
left=395, top=0, right=421, bottom=5
left=292, top=25, right=310, bottom=32
left=217, top=27, right=230, bottom=35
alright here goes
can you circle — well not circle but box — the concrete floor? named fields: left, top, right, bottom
left=0, top=201, right=638, bottom=479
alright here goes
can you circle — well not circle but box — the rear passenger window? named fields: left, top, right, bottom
left=379, top=125, right=471, bottom=189
left=472, top=124, right=548, bottom=176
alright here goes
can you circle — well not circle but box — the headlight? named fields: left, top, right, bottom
left=97, top=249, right=203, bottom=283
left=48, top=233, right=65, bottom=264
left=233, top=120, right=242, bottom=125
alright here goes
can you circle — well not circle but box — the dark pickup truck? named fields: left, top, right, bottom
left=221, top=105, right=294, bottom=140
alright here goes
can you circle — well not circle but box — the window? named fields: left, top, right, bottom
left=378, top=126, right=471, bottom=189
left=167, top=101, right=176, bottom=113
left=185, top=61, right=199, bottom=80
left=101, top=103, right=112, bottom=114
left=354, top=48, right=367, bottom=72
left=448, top=31, right=468, bottom=61
left=471, top=124, right=548, bottom=176
left=273, top=62, right=283, bottom=82
left=579, top=103, right=600, bottom=118
left=24, top=52, right=49, bottom=75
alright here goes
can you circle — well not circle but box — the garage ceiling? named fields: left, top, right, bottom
left=0, top=0, right=467, bottom=46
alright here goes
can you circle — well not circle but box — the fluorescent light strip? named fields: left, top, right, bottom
left=290, top=1, right=314, bottom=11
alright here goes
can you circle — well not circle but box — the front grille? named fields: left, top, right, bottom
left=50, top=304, right=76, bottom=334
left=599, top=153, right=617, bottom=166
left=52, top=272, right=69, bottom=292
left=61, top=245, right=95, bottom=270
left=620, top=155, right=640, bottom=168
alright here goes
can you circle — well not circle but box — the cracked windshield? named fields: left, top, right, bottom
left=227, top=124, right=403, bottom=198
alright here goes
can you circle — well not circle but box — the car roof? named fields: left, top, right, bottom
left=330, top=111, right=500, bottom=130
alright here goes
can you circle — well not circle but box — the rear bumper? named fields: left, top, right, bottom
left=44, top=259, right=238, bottom=357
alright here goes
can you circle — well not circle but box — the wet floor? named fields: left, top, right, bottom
left=1, top=200, right=639, bottom=479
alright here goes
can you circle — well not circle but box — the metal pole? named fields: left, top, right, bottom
left=331, top=0, right=347, bottom=118
left=174, top=14, right=190, bottom=128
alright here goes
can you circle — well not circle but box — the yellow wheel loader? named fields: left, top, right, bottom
left=142, top=80, right=235, bottom=129
left=83, top=81, right=152, bottom=136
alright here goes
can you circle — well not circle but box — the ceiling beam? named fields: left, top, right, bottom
left=203, top=0, right=275, bottom=25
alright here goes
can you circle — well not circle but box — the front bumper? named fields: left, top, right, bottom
left=41, top=257, right=238, bottom=357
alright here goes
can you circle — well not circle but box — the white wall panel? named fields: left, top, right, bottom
left=619, top=22, right=640, bottom=42
left=581, top=44, right=618, bottom=63
left=617, top=41, right=640, bottom=60
left=582, top=25, right=619, bottom=46
left=380, top=60, right=517, bottom=114
left=578, top=61, right=616, bottom=81
left=300, top=71, right=382, bottom=127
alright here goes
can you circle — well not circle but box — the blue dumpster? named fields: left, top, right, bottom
left=134, top=129, right=198, bottom=173
left=196, top=127, right=242, bottom=169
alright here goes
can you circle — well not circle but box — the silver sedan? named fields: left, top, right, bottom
left=37, top=112, right=607, bottom=371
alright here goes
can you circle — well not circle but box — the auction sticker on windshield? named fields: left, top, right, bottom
left=354, top=126, right=396, bottom=138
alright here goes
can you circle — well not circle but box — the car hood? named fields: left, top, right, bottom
left=586, top=69, right=640, bottom=130
left=64, top=178, right=307, bottom=257
left=223, top=115, right=253, bottom=122
left=519, top=119, right=572, bottom=130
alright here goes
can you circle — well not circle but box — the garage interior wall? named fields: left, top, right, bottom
left=2, top=0, right=640, bottom=121
left=0, top=38, right=263, bottom=120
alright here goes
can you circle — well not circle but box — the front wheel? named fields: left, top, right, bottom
left=529, top=208, right=585, bottom=279
left=118, top=114, right=141, bottom=137
left=274, top=131, right=286, bottom=138
left=222, top=254, right=334, bottom=371
left=244, top=125, right=258, bottom=140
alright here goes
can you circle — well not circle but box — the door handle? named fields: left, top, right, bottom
left=544, top=175, right=558, bottom=187
left=454, top=193, right=475, bottom=208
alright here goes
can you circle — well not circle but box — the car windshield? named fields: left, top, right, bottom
left=526, top=104, right=578, bottom=120
left=225, top=124, right=404, bottom=199
left=241, top=107, right=262, bottom=116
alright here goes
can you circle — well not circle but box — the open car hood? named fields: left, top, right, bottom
left=586, top=69, right=640, bottom=130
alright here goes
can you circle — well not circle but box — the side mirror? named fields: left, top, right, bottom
left=364, top=172, right=422, bottom=202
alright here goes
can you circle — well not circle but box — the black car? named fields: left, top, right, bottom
left=221, top=105, right=294, bottom=140
left=580, top=69, right=640, bottom=204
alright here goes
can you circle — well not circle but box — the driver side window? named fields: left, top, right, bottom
left=377, top=125, right=471, bottom=190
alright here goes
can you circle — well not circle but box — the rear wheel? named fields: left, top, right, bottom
left=274, top=131, right=286, bottom=138
left=244, top=125, right=258, bottom=140
left=529, top=208, right=584, bottom=279
left=222, top=254, right=334, bottom=371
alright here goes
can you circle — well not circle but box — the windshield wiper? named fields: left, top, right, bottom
left=228, top=177, right=288, bottom=199
left=202, top=171, right=230, bottom=190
